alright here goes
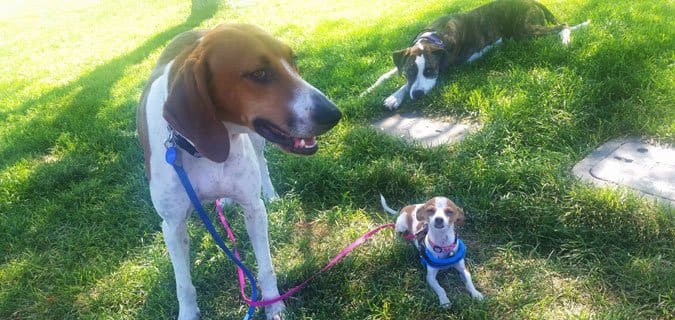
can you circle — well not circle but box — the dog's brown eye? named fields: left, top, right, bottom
left=249, top=69, right=270, bottom=82
left=423, top=67, right=437, bottom=77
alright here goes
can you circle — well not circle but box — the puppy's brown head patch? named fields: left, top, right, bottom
left=425, top=196, right=465, bottom=226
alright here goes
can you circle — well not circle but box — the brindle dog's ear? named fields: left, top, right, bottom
left=432, top=47, right=449, bottom=71
left=392, top=48, right=410, bottom=74
left=164, top=54, right=230, bottom=162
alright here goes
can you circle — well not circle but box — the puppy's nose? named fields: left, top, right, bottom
left=412, top=90, right=424, bottom=99
left=311, top=93, right=342, bottom=130
left=434, top=217, right=444, bottom=226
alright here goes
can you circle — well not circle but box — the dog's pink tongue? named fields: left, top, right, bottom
left=293, top=137, right=317, bottom=149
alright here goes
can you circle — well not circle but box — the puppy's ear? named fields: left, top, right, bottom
left=164, top=52, right=230, bottom=162
left=454, top=207, right=465, bottom=227
left=392, top=48, right=410, bottom=74
left=417, top=204, right=434, bottom=222
left=432, top=47, right=449, bottom=71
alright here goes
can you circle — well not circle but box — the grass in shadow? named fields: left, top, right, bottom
left=1, top=0, right=672, bottom=319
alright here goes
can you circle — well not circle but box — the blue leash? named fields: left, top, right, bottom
left=165, top=146, right=258, bottom=320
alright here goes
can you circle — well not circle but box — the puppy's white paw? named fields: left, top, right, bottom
left=441, top=302, right=452, bottom=309
left=383, top=94, right=402, bottom=110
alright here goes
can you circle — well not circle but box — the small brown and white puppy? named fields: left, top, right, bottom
left=380, top=195, right=484, bottom=307
left=137, top=24, right=341, bottom=320
left=362, top=0, right=589, bottom=109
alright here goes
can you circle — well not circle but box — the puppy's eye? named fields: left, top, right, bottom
left=423, top=67, right=437, bottom=77
left=248, top=69, right=270, bottom=82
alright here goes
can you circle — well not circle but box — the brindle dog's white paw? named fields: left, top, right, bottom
left=383, top=94, right=402, bottom=110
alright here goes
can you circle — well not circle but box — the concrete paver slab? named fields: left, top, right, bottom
left=373, top=112, right=480, bottom=147
left=573, top=137, right=674, bottom=205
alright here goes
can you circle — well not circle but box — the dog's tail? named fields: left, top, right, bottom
left=359, top=67, right=398, bottom=97
left=380, top=194, right=399, bottom=215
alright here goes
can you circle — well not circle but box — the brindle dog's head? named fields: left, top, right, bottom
left=392, top=40, right=449, bottom=100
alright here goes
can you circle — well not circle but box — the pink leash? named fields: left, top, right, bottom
left=216, top=199, right=395, bottom=307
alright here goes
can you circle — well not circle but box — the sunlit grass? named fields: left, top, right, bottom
left=1, top=0, right=673, bottom=319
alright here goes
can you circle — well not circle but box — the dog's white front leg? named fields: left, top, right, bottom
left=383, top=84, right=408, bottom=110
left=425, top=266, right=451, bottom=307
left=454, top=260, right=484, bottom=300
left=161, top=215, right=200, bottom=320
left=241, top=199, right=285, bottom=319
left=250, top=133, right=278, bottom=202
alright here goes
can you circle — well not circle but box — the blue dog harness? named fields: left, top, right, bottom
left=419, top=238, right=466, bottom=269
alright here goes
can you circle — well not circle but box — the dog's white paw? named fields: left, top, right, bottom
left=383, top=94, right=402, bottom=110
left=471, top=291, right=484, bottom=301
left=441, top=302, right=452, bottom=309
left=265, top=301, right=286, bottom=320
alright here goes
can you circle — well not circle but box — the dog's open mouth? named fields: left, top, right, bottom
left=253, top=119, right=319, bottom=155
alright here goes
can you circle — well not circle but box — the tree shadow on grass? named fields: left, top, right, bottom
left=0, top=6, right=220, bottom=319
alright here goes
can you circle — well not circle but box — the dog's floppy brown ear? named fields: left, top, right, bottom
left=392, top=48, right=410, bottom=74
left=454, top=207, right=465, bottom=227
left=163, top=53, right=230, bottom=162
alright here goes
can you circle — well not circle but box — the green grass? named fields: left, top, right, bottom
left=1, top=0, right=673, bottom=319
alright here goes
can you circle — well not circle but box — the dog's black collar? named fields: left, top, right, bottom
left=165, top=126, right=202, bottom=158
left=413, top=31, right=446, bottom=49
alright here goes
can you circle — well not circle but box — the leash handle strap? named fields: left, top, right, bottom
left=217, top=200, right=394, bottom=307
left=165, top=147, right=258, bottom=319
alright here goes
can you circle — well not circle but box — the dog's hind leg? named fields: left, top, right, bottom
left=360, top=67, right=398, bottom=97
left=453, top=260, right=484, bottom=300
left=250, top=133, right=278, bottom=202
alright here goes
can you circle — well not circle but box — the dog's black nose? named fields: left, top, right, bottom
left=434, top=217, right=444, bottom=226
left=412, top=90, right=424, bottom=99
left=311, top=93, right=342, bottom=130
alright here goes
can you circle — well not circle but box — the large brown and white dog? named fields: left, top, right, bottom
left=380, top=195, right=484, bottom=307
left=137, top=24, right=341, bottom=320
left=363, top=0, right=589, bottom=109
